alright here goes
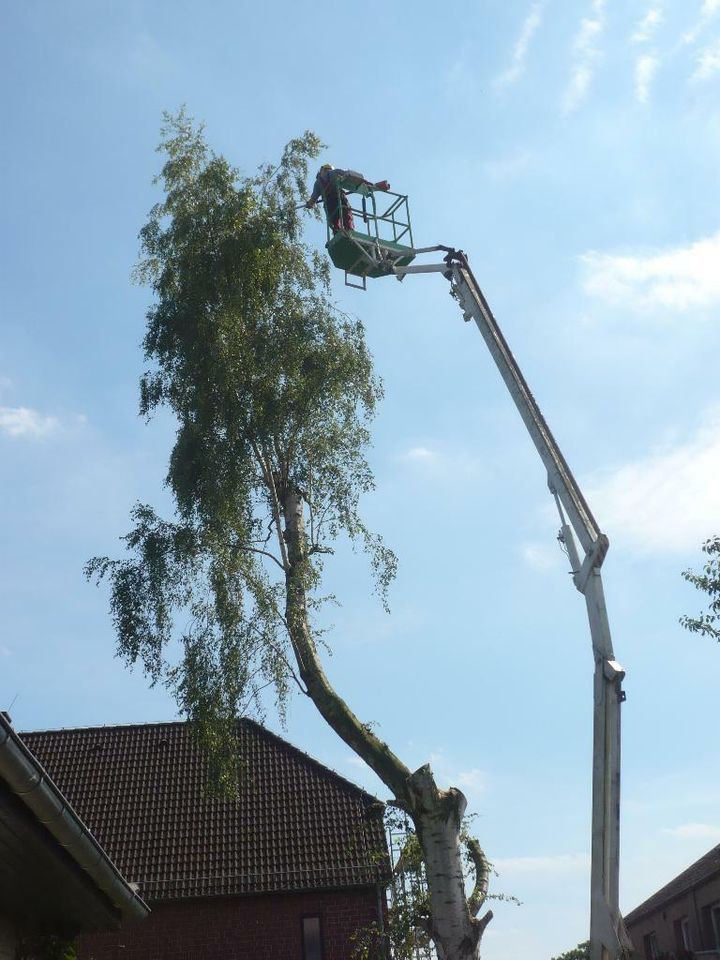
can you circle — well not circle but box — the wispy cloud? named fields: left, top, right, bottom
left=562, top=0, right=607, bottom=114
left=425, top=752, right=488, bottom=800
left=691, top=36, right=720, bottom=81
left=682, top=0, right=720, bottom=46
left=0, top=406, right=60, bottom=438
left=587, top=409, right=720, bottom=554
left=455, top=768, right=488, bottom=794
left=401, top=446, right=439, bottom=463
left=579, top=230, right=720, bottom=311
left=635, top=53, right=661, bottom=101
left=494, top=3, right=544, bottom=89
left=631, top=7, right=663, bottom=44
left=662, top=822, right=720, bottom=840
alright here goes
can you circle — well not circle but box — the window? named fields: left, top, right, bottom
left=302, top=916, right=323, bottom=960
left=711, top=904, right=720, bottom=950
left=643, top=931, right=659, bottom=960
left=673, top=917, right=691, bottom=952
left=681, top=916, right=691, bottom=950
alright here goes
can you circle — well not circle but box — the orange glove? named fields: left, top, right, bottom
left=373, top=180, right=390, bottom=191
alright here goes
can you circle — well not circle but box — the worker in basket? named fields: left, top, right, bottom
left=306, top=164, right=390, bottom=233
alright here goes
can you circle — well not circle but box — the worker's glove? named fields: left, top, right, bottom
left=373, top=180, right=390, bottom=192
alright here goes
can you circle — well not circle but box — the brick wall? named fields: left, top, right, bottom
left=79, top=887, right=382, bottom=960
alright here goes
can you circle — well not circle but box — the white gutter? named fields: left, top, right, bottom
left=0, top=713, right=148, bottom=923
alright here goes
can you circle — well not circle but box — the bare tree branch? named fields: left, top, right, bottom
left=234, top=544, right=285, bottom=571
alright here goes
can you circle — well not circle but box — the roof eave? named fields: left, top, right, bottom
left=0, top=714, right=149, bottom=924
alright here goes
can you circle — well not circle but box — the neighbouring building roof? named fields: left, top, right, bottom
left=21, top=720, right=390, bottom=903
left=0, top=712, right=148, bottom=935
left=624, top=844, right=720, bottom=925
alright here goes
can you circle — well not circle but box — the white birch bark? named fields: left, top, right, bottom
left=281, top=487, right=491, bottom=960
left=409, top=765, right=490, bottom=960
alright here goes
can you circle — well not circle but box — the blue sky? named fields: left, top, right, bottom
left=2, top=2, right=720, bottom=957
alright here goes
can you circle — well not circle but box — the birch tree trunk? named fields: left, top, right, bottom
left=282, top=487, right=492, bottom=960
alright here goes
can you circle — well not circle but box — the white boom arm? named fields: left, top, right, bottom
left=396, top=250, right=631, bottom=960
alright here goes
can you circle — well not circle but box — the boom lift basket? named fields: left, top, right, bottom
left=324, top=175, right=416, bottom=288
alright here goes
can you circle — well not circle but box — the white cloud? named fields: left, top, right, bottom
left=494, top=3, right=544, bottom=89
left=0, top=406, right=59, bottom=438
left=682, top=1, right=720, bottom=46
left=493, top=852, right=590, bottom=877
left=426, top=752, right=488, bottom=800
left=632, top=7, right=663, bottom=44
left=691, top=37, right=720, bottom=81
left=455, top=768, right=488, bottom=794
left=662, top=822, right=720, bottom=840
left=587, top=410, right=720, bottom=553
left=635, top=53, right=660, bottom=101
left=401, top=446, right=439, bottom=462
left=579, top=230, right=720, bottom=311
left=562, top=0, right=606, bottom=114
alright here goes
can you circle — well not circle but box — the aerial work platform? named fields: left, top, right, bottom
left=312, top=182, right=631, bottom=960
left=323, top=174, right=415, bottom=288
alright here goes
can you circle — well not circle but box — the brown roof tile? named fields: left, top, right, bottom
left=21, top=721, right=390, bottom=903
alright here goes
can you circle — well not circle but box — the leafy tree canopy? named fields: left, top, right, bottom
left=680, top=536, right=720, bottom=642
left=86, top=110, right=395, bottom=787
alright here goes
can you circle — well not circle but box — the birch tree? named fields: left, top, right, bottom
left=87, top=111, right=493, bottom=960
left=681, top=536, right=720, bottom=641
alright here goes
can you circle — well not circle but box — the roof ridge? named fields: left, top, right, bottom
left=19, top=719, right=186, bottom=736
left=21, top=718, right=384, bottom=806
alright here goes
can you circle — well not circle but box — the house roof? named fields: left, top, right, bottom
left=624, top=843, right=720, bottom=926
left=0, top=712, right=148, bottom=935
left=21, top=720, right=390, bottom=903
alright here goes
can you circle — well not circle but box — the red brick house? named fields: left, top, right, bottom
left=22, top=720, right=390, bottom=960
left=0, top=711, right=148, bottom=959
left=624, top=844, right=720, bottom=959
